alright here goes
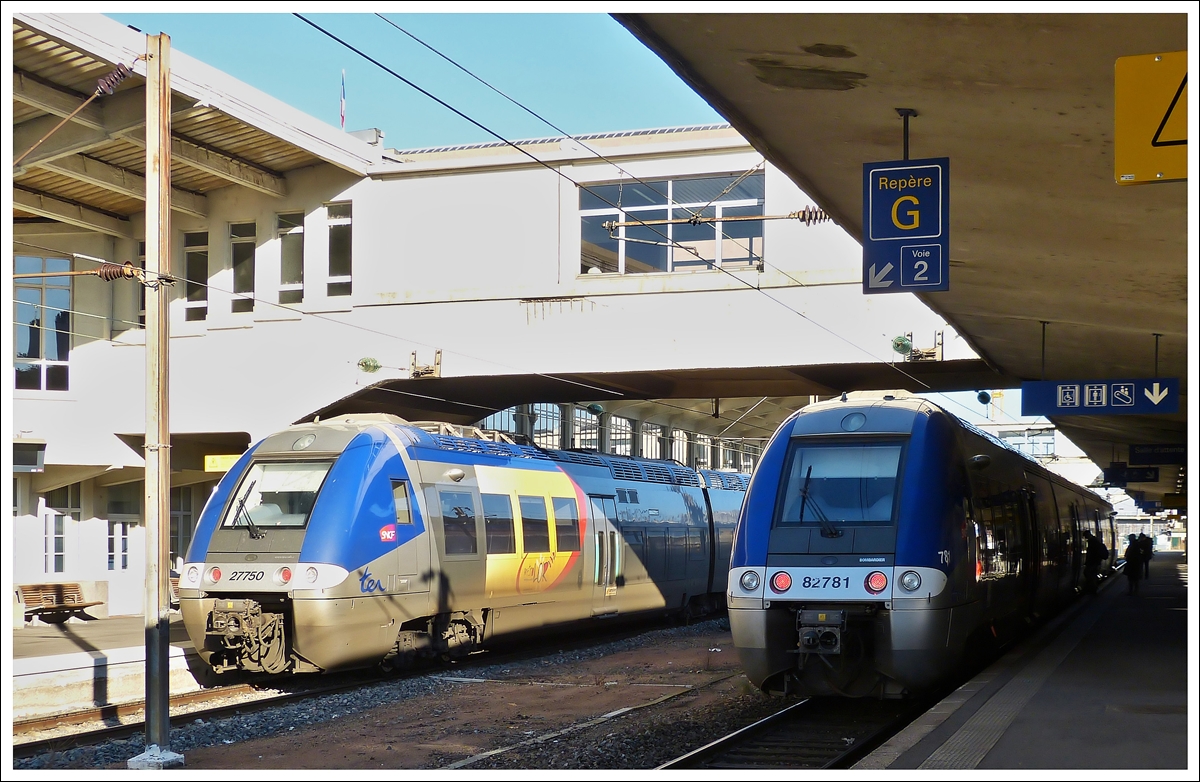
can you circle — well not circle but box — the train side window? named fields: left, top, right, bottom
left=519, top=495, right=550, bottom=553
left=482, top=493, right=516, bottom=554
left=552, top=497, right=581, bottom=552
left=439, top=490, right=478, bottom=555
left=392, top=480, right=413, bottom=525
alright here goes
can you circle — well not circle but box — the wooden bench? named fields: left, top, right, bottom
left=19, top=583, right=104, bottom=624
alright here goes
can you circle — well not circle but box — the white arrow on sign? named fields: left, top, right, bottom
left=868, top=263, right=894, bottom=288
left=1144, top=383, right=1169, bottom=405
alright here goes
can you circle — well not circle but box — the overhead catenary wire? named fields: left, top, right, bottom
left=293, top=14, right=937, bottom=398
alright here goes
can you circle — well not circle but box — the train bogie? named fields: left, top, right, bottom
left=179, top=414, right=749, bottom=676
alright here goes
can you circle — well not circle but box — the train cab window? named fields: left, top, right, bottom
left=552, top=497, right=581, bottom=552
left=220, top=461, right=332, bottom=530
left=519, top=495, right=550, bottom=553
left=482, top=493, right=516, bottom=554
left=392, top=480, right=413, bottom=525
left=439, top=491, right=478, bottom=555
left=775, top=440, right=903, bottom=527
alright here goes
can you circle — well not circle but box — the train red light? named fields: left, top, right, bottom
left=770, top=571, right=792, bottom=592
left=208, top=566, right=222, bottom=583
left=865, top=571, right=888, bottom=594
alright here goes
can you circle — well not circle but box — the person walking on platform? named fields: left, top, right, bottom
left=1083, top=531, right=1107, bottom=594
left=1138, top=532, right=1153, bottom=580
left=1123, top=534, right=1143, bottom=595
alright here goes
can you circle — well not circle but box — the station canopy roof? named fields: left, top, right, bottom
left=611, top=12, right=1189, bottom=504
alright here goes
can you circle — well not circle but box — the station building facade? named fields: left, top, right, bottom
left=9, top=13, right=967, bottom=617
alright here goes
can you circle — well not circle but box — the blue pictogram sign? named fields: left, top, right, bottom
left=1021, top=378, right=1179, bottom=416
left=863, top=157, right=950, bottom=293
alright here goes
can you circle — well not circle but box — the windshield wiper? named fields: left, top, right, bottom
left=797, top=465, right=842, bottom=538
left=233, top=480, right=266, bottom=540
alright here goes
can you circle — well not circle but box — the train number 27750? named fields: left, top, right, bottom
left=228, top=570, right=265, bottom=582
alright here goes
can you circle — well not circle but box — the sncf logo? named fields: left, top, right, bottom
left=379, top=524, right=397, bottom=542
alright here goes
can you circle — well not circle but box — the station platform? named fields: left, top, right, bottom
left=856, top=551, right=1192, bottom=770
left=10, top=612, right=212, bottom=721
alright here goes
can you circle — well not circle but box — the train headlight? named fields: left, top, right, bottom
left=208, top=566, right=222, bottom=583
left=739, top=571, right=761, bottom=591
left=275, top=566, right=292, bottom=585
left=185, top=566, right=200, bottom=585
left=305, top=566, right=319, bottom=584
left=864, top=570, right=889, bottom=595
left=770, top=571, right=792, bottom=593
left=900, top=571, right=922, bottom=591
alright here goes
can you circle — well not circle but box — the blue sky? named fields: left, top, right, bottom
left=107, top=12, right=726, bottom=150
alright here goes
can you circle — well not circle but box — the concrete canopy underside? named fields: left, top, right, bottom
left=613, top=12, right=1188, bottom=503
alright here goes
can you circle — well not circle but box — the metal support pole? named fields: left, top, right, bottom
left=1153, top=333, right=1162, bottom=376
left=896, top=108, right=918, bottom=160
left=129, top=32, right=183, bottom=771
left=1040, top=321, right=1049, bottom=380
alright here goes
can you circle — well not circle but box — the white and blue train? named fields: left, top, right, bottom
left=179, top=414, right=749, bottom=675
left=727, top=392, right=1115, bottom=698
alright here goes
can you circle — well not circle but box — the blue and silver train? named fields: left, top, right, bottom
left=727, top=392, right=1115, bottom=698
left=179, top=414, right=748, bottom=675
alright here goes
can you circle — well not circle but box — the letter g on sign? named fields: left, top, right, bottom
left=891, top=195, right=920, bottom=230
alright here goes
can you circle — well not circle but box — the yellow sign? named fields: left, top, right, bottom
left=1162, top=493, right=1187, bottom=510
left=1115, top=51, right=1187, bottom=184
left=204, top=454, right=241, bottom=472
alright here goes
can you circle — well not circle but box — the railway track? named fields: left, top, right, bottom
left=658, top=694, right=934, bottom=769
left=13, top=612, right=713, bottom=762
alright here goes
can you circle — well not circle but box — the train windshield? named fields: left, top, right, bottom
left=775, top=440, right=903, bottom=526
left=220, top=461, right=333, bottom=531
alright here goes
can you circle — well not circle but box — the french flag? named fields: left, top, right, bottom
left=340, top=69, right=346, bottom=130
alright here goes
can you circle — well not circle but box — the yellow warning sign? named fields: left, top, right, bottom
left=1115, top=51, right=1187, bottom=185
left=204, top=454, right=240, bottom=472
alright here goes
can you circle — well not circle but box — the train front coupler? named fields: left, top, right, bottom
left=207, top=597, right=291, bottom=674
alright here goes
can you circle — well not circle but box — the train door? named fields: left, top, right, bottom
left=391, top=479, right=429, bottom=591
left=589, top=495, right=619, bottom=617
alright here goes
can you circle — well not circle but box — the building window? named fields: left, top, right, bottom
left=170, top=485, right=193, bottom=568
left=183, top=232, right=208, bottom=322
left=14, top=255, right=71, bottom=391
left=277, top=212, right=305, bottom=304
left=136, top=241, right=147, bottom=327
left=530, top=403, right=561, bottom=449
left=671, top=429, right=688, bottom=463
left=608, top=416, right=633, bottom=456
left=573, top=407, right=599, bottom=450
left=45, top=482, right=80, bottom=574
left=642, top=423, right=663, bottom=460
left=327, top=202, right=352, bottom=297
left=694, top=433, right=712, bottom=470
left=230, top=222, right=256, bottom=312
left=108, top=521, right=130, bottom=571
left=579, top=172, right=764, bottom=275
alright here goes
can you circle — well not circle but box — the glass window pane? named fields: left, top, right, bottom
left=393, top=481, right=412, bottom=525
left=186, top=251, right=208, bottom=302
left=327, top=202, right=352, bottom=220
left=581, top=215, right=619, bottom=274
left=482, top=493, right=515, bottom=554
left=671, top=206, right=716, bottom=269
left=673, top=175, right=738, bottom=205
left=327, top=281, right=352, bottom=297
left=221, top=462, right=332, bottom=529
left=15, top=256, right=42, bottom=274
left=232, top=242, right=255, bottom=294
left=45, top=364, right=68, bottom=391
left=553, top=497, right=580, bottom=552
left=184, top=232, right=208, bottom=248
left=580, top=181, right=667, bottom=210
left=277, top=212, right=304, bottom=231
left=625, top=211, right=668, bottom=273
left=329, top=224, right=352, bottom=277
left=230, top=223, right=256, bottom=239
left=776, top=442, right=903, bottom=527
left=185, top=307, right=208, bottom=321
left=519, top=495, right=550, bottom=553
left=281, top=233, right=304, bottom=285
left=439, top=490, right=477, bottom=555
